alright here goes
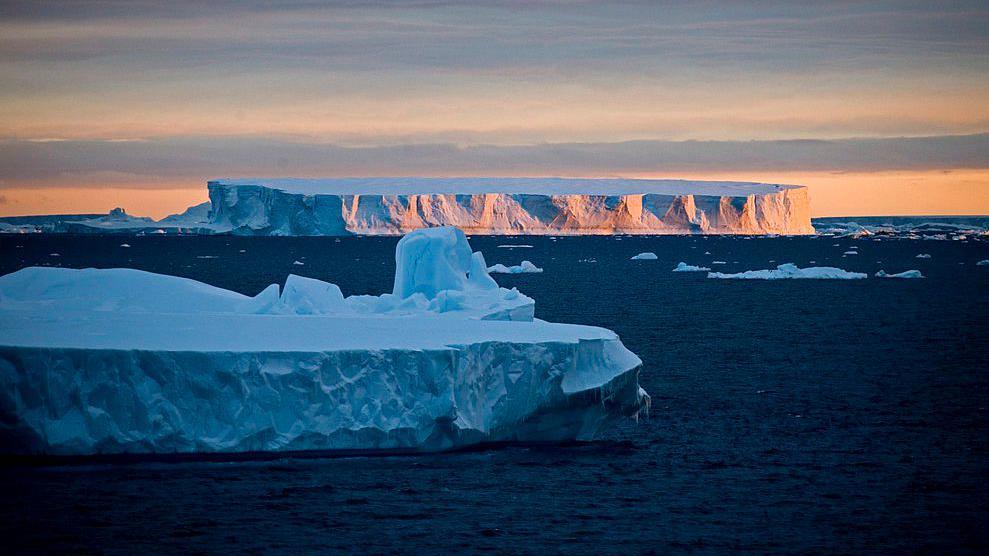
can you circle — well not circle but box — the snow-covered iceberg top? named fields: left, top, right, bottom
left=707, top=263, right=868, bottom=280
left=0, top=227, right=647, bottom=456
left=487, top=261, right=543, bottom=274
left=213, top=177, right=800, bottom=196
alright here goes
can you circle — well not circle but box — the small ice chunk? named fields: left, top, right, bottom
left=488, top=260, right=543, bottom=274
left=976, top=260, right=989, bottom=266
left=120, top=244, right=131, bottom=248
left=630, top=252, right=658, bottom=260
left=497, top=244, right=533, bottom=248
left=875, top=269, right=924, bottom=279
left=843, top=251, right=858, bottom=255
left=916, top=254, right=931, bottom=259
left=711, top=261, right=727, bottom=265
left=293, top=260, right=305, bottom=265
left=708, top=263, right=867, bottom=280
left=672, top=262, right=711, bottom=272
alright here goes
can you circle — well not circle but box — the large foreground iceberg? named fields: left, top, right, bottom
left=0, top=227, right=647, bottom=456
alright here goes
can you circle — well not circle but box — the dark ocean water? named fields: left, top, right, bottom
left=1, top=233, right=988, bottom=554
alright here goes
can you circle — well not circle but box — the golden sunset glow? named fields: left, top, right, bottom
left=1, top=2, right=987, bottom=217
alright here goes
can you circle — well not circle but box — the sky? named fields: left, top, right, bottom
left=1, top=0, right=987, bottom=218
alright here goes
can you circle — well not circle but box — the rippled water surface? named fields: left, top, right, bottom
left=2, top=233, right=988, bottom=554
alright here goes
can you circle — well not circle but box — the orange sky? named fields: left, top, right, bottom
left=1, top=2, right=987, bottom=217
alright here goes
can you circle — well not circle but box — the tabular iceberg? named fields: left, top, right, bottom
left=206, top=177, right=814, bottom=236
left=0, top=227, right=648, bottom=456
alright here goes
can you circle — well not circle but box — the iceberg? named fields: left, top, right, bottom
left=916, top=254, right=931, bottom=259
left=708, top=263, right=868, bottom=280
left=875, top=270, right=924, bottom=279
left=487, top=261, right=544, bottom=274
left=206, top=177, right=814, bottom=236
left=976, top=260, right=989, bottom=266
left=6, top=205, right=220, bottom=235
left=631, top=252, right=658, bottom=260
left=672, top=262, right=711, bottom=272
left=0, top=227, right=647, bottom=456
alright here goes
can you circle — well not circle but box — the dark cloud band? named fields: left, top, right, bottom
left=1, top=134, right=986, bottom=185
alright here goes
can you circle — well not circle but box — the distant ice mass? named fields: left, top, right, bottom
left=0, top=227, right=647, bottom=455
left=875, top=270, right=924, bottom=279
left=812, top=217, right=989, bottom=240
left=977, top=260, right=989, bottom=266
left=708, top=263, right=868, bottom=280
left=672, top=262, right=711, bottom=272
left=487, top=260, right=544, bottom=274
left=497, top=244, right=533, bottom=248
left=916, top=254, right=932, bottom=259
left=631, top=252, right=658, bottom=260
left=203, top=177, right=814, bottom=236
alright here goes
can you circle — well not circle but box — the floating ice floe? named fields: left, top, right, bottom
left=707, top=263, right=867, bottom=280
left=0, top=227, right=647, bottom=455
left=631, top=252, right=658, bottom=260
left=916, top=254, right=931, bottom=259
left=977, top=260, right=989, bottom=266
left=711, top=261, right=727, bottom=265
left=293, top=260, right=305, bottom=265
left=875, top=270, right=924, bottom=279
left=120, top=243, right=130, bottom=248
left=843, top=251, right=858, bottom=255
left=487, top=260, right=543, bottom=274
left=672, top=262, right=711, bottom=272
left=497, top=244, right=533, bottom=248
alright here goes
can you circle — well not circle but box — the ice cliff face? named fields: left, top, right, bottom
left=0, top=227, right=647, bottom=456
left=207, top=178, right=814, bottom=236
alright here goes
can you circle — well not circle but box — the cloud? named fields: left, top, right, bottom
left=1, top=134, right=986, bottom=187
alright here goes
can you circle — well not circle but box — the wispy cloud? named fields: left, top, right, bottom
left=1, top=134, right=986, bottom=186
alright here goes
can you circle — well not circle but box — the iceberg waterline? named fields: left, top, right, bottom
left=0, top=227, right=648, bottom=455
